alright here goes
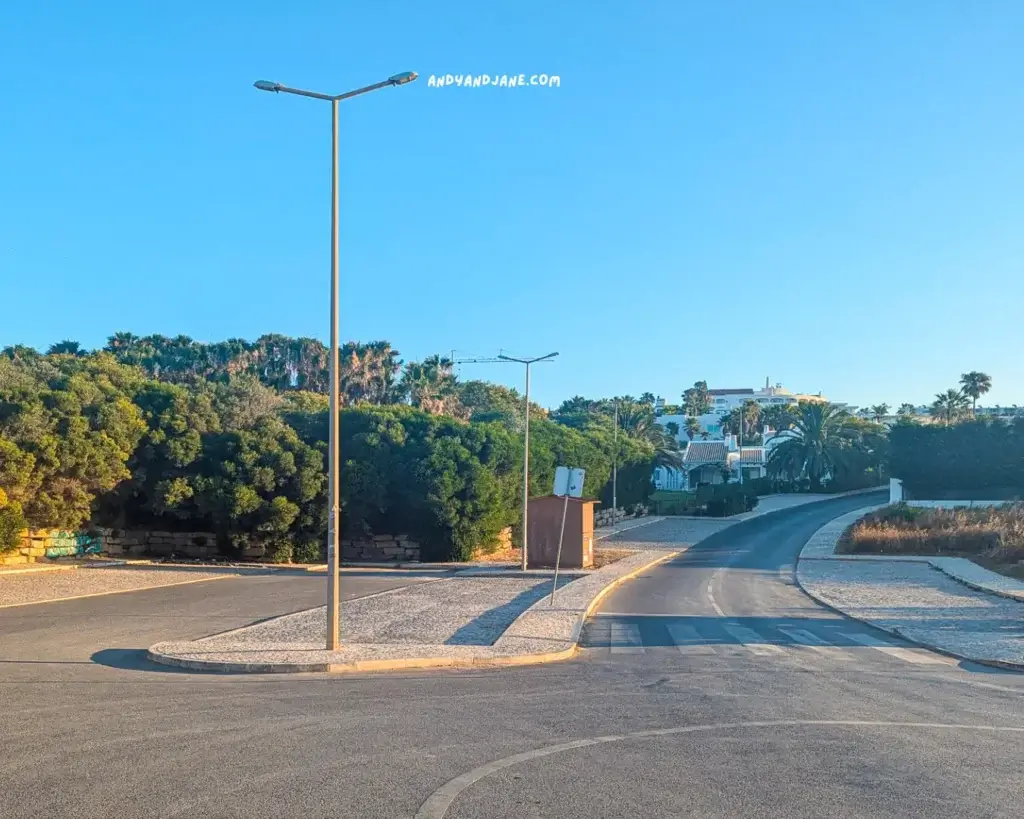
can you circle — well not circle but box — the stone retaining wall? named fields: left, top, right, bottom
left=594, top=506, right=650, bottom=528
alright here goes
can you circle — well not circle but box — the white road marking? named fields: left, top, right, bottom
left=842, top=632, right=956, bottom=666
left=666, top=623, right=717, bottom=655
left=777, top=626, right=852, bottom=661
left=416, top=721, right=1024, bottom=818
left=721, top=623, right=787, bottom=656
left=609, top=623, right=645, bottom=654
left=706, top=579, right=725, bottom=615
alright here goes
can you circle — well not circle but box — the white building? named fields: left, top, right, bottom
left=653, top=427, right=789, bottom=492
left=655, top=378, right=832, bottom=444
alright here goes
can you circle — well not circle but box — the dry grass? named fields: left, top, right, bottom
left=838, top=504, right=1024, bottom=577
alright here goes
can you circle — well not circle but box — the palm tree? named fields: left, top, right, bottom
left=896, top=403, right=917, bottom=417
left=46, top=340, right=83, bottom=356
left=664, top=421, right=680, bottom=438
left=959, top=371, right=992, bottom=416
left=766, top=402, right=861, bottom=491
left=741, top=399, right=761, bottom=438
left=930, top=388, right=970, bottom=426
left=760, top=404, right=795, bottom=433
left=640, top=392, right=656, bottom=406
left=870, top=403, right=890, bottom=422
left=685, top=416, right=701, bottom=440
left=400, top=354, right=461, bottom=416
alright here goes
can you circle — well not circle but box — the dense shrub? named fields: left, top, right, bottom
left=698, top=483, right=759, bottom=517
left=650, top=491, right=700, bottom=516
left=890, top=419, right=1024, bottom=499
left=838, top=502, right=1024, bottom=562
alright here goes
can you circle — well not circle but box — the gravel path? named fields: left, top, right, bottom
left=797, top=507, right=1024, bottom=669
left=0, top=565, right=247, bottom=608
left=148, top=550, right=677, bottom=672
left=197, top=575, right=579, bottom=648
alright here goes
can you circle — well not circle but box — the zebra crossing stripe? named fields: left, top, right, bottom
left=609, top=623, right=645, bottom=654
left=665, top=623, right=717, bottom=655
left=721, top=624, right=787, bottom=656
left=776, top=626, right=853, bottom=661
left=841, top=632, right=955, bottom=665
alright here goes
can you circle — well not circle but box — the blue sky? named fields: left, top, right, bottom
left=2, top=1, right=1022, bottom=410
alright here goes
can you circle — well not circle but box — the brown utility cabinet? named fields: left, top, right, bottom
left=526, top=495, right=598, bottom=569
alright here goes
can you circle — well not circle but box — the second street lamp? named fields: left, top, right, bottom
left=254, top=72, right=417, bottom=651
left=497, top=352, right=559, bottom=570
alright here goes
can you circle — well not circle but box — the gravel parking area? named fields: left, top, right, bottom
left=0, top=564, right=247, bottom=608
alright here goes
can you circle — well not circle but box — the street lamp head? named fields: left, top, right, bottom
left=254, top=80, right=282, bottom=92
left=544, top=352, right=559, bottom=360
left=388, top=71, right=418, bottom=86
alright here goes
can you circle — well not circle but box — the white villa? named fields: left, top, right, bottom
left=654, top=379, right=835, bottom=444
left=653, top=427, right=790, bottom=492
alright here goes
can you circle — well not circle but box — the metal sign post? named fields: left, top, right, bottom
left=550, top=466, right=585, bottom=605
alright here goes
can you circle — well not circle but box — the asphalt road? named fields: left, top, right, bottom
left=2, top=494, right=1022, bottom=818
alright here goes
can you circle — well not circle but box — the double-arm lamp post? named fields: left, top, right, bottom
left=254, top=72, right=417, bottom=650
left=497, top=352, right=559, bottom=570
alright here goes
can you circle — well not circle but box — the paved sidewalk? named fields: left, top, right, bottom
left=148, top=549, right=678, bottom=673
left=797, top=507, right=1024, bottom=670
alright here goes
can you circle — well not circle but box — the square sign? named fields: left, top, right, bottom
left=553, top=466, right=586, bottom=498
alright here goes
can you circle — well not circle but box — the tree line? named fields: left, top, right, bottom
left=0, top=336, right=670, bottom=560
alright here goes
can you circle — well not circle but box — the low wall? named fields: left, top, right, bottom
left=594, top=506, right=650, bottom=528
left=1, top=529, right=105, bottom=566
left=342, top=526, right=514, bottom=563
left=2, top=525, right=516, bottom=567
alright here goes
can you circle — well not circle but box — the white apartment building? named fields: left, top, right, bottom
left=655, top=378, right=832, bottom=444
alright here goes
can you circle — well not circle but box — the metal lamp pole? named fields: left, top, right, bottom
left=254, top=71, right=417, bottom=651
left=612, top=400, right=618, bottom=535
left=498, top=353, right=559, bottom=570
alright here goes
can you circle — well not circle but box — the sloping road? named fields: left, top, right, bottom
left=2, top=494, right=1022, bottom=818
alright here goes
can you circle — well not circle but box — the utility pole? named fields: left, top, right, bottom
left=612, top=400, right=618, bottom=536
left=498, top=353, right=559, bottom=570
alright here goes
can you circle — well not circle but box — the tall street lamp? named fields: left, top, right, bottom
left=498, top=352, right=559, bottom=570
left=254, top=71, right=417, bottom=651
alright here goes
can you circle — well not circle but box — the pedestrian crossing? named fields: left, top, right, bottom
left=581, top=616, right=958, bottom=669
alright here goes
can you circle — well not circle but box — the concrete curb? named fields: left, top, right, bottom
left=794, top=508, right=1024, bottom=673
left=0, top=560, right=128, bottom=576
left=145, top=550, right=681, bottom=675
left=927, top=560, right=1024, bottom=604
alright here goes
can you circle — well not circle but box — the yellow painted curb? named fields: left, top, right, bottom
left=146, top=549, right=684, bottom=675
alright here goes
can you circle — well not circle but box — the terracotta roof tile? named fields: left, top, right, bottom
left=739, top=447, right=764, bottom=464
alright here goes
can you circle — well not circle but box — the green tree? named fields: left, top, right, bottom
left=685, top=416, right=701, bottom=440
left=0, top=354, right=147, bottom=528
left=760, top=404, right=796, bottom=433
left=870, top=403, right=890, bottom=422
left=46, top=340, right=85, bottom=356
left=683, top=381, right=712, bottom=417
left=767, top=402, right=867, bottom=491
left=896, top=403, right=917, bottom=417
left=930, top=388, right=969, bottom=426
left=400, top=355, right=463, bottom=417
left=959, top=371, right=992, bottom=416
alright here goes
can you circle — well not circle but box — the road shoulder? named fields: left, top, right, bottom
left=796, top=506, right=1024, bottom=670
